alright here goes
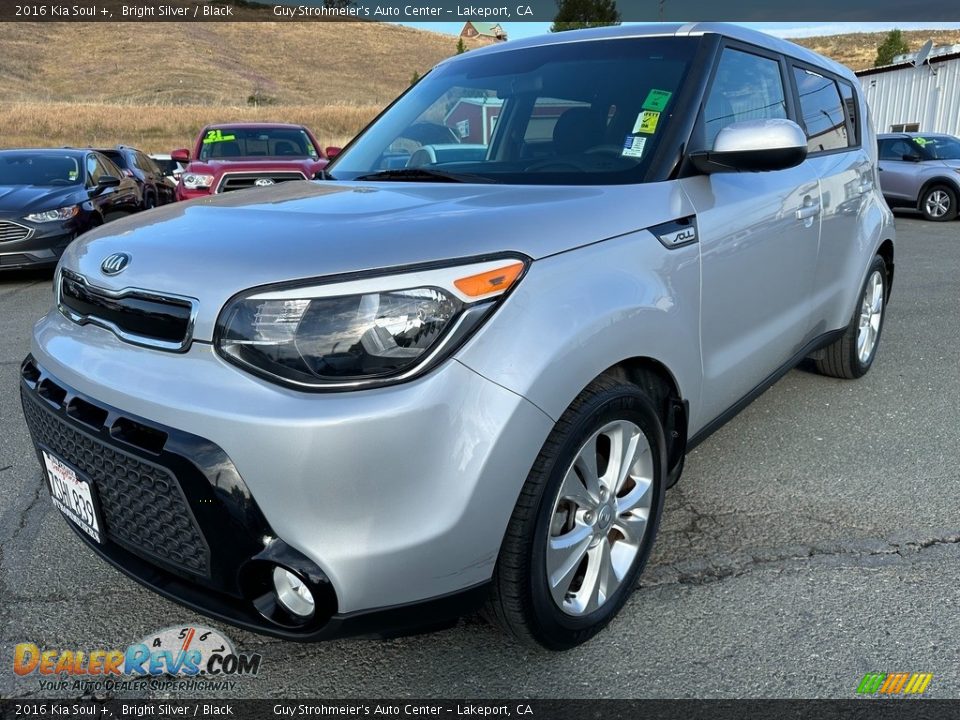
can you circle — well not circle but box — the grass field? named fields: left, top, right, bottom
left=0, top=101, right=381, bottom=154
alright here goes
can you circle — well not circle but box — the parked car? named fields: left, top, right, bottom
left=96, top=146, right=176, bottom=210
left=149, top=153, right=186, bottom=190
left=171, top=123, right=330, bottom=201
left=0, top=148, right=140, bottom=270
left=877, top=132, right=960, bottom=221
left=20, top=23, right=894, bottom=649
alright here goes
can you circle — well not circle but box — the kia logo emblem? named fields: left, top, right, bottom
left=101, top=253, right=130, bottom=275
left=254, top=178, right=275, bottom=187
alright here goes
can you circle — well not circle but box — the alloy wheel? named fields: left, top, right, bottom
left=925, top=189, right=951, bottom=218
left=545, top=420, right=653, bottom=616
left=857, top=270, right=884, bottom=364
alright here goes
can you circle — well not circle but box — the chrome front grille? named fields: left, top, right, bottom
left=0, top=220, right=33, bottom=243
left=217, top=172, right=307, bottom=193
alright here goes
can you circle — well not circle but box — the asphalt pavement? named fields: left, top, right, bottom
left=1, top=215, right=957, bottom=699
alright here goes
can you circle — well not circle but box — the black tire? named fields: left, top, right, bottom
left=814, top=255, right=887, bottom=379
left=919, top=184, right=958, bottom=222
left=143, top=191, right=156, bottom=211
left=486, top=375, right=666, bottom=650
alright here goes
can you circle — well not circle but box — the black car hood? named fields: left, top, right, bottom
left=0, top=185, right=85, bottom=215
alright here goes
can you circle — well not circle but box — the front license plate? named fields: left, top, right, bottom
left=42, top=450, right=102, bottom=543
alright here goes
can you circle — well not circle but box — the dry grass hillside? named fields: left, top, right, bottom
left=0, top=21, right=458, bottom=151
left=792, top=29, right=960, bottom=71
left=3, top=23, right=960, bottom=152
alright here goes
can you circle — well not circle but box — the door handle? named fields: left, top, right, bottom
left=796, top=202, right=821, bottom=220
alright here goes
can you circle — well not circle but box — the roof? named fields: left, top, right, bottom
left=465, top=22, right=505, bottom=37
left=0, top=147, right=91, bottom=157
left=201, top=122, right=307, bottom=129
left=441, top=22, right=856, bottom=83
left=856, top=51, right=960, bottom=77
left=877, top=132, right=952, bottom=139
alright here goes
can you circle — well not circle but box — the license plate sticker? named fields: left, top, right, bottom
left=42, top=450, right=102, bottom=544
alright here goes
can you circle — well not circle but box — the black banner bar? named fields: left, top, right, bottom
left=3, top=700, right=960, bottom=720
left=1, top=0, right=960, bottom=22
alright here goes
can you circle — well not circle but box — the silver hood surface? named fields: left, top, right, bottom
left=61, top=179, right=690, bottom=341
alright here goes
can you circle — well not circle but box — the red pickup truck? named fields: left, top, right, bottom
left=171, top=123, right=334, bottom=201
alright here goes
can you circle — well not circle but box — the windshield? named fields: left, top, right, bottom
left=913, top=135, right=960, bottom=160
left=0, top=153, right=82, bottom=186
left=328, top=37, right=697, bottom=185
left=198, top=127, right=318, bottom=161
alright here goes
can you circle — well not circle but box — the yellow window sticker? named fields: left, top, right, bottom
left=912, top=137, right=929, bottom=146
left=642, top=89, right=672, bottom=112
left=621, top=135, right=647, bottom=159
left=633, top=110, right=660, bottom=134
left=203, top=129, right=237, bottom=144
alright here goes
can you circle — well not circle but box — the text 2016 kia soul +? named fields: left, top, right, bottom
left=21, top=24, right=894, bottom=649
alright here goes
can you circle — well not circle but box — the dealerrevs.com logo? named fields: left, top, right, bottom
left=13, top=625, right=262, bottom=693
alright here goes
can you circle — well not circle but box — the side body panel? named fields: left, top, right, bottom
left=456, top=209, right=704, bottom=429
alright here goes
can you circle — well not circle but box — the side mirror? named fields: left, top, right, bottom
left=325, top=146, right=342, bottom=159
left=171, top=148, right=191, bottom=163
left=97, top=175, right=121, bottom=188
left=902, top=153, right=922, bottom=162
left=690, top=119, right=808, bottom=174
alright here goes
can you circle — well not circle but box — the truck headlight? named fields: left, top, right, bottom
left=181, top=173, right=215, bottom=190
left=215, top=257, right=527, bottom=389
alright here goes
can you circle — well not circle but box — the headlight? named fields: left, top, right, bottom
left=24, top=205, right=79, bottom=223
left=181, top=173, right=215, bottom=190
left=216, top=257, right=527, bottom=389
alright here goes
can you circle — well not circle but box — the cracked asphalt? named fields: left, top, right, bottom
left=1, top=216, right=958, bottom=699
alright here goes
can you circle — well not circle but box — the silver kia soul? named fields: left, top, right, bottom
left=20, top=23, right=894, bottom=649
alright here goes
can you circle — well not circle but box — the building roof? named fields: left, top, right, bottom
left=464, top=22, right=505, bottom=38
left=856, top=51, right=960, bottom=77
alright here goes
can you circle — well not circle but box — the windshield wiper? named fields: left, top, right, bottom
left=353, top=168, right=495, bottom=184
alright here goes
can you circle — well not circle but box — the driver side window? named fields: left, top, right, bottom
left=703, top=48, right=788, bottom=148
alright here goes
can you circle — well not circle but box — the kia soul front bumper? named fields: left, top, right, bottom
left=22, top=311, right=553, bottom=639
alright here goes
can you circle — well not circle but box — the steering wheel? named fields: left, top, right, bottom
left=586, top=144, right=628, bottom=158
left=524, top=159, right=586, bottom=172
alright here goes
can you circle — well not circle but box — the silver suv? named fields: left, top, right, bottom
left=878, top=132, right=960, bottom=221
left=20, top=23, right=894, bottom=650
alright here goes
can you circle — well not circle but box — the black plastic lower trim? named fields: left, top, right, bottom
left=687, top=328, right=845, bottom=451
left=64, top=515, right=489, bottom=641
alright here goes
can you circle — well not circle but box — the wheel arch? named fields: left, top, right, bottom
left=599, top=357, right=688, bottom=487
left=877, top=238, right=895, bottom=298
left=916, top=176, right=960, bottom=211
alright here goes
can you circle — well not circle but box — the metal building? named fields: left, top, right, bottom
left=856, top=44, right=960, bottom=136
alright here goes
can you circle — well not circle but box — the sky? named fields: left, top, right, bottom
left=397, top=21, right=960, bottom=40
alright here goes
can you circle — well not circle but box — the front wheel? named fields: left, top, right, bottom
left=486, top=375, right=666, bottom=650
left=815, top=255, right=887, bottom=379
left=920, top=184, right=957, bottom=221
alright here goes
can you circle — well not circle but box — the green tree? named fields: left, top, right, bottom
left=874, top=29, right=910, bottom=67
left=456, top=37, right=467, bottom=54
left=550, top=0, right=620, bottom=32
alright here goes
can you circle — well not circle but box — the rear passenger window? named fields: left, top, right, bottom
left=703, top=48, right=787, bottom=148
left=793, top=68, right=848, bottom=153
left=837, top=81, right=859, bottom=146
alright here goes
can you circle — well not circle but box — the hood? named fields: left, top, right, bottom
left=0, top=185, right=85, bottom=216
left=61, top=179, right=693, bottom=341
left=185, top=157, right=326, bottom=177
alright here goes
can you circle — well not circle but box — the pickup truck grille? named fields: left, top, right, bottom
left=217, top=172, right=307, bottom=193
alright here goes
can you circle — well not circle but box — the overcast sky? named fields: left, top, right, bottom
left=398, top=21, right=960, bottom=40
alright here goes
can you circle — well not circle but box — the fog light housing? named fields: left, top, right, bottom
left=272, top=566, right=315, bottom=619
